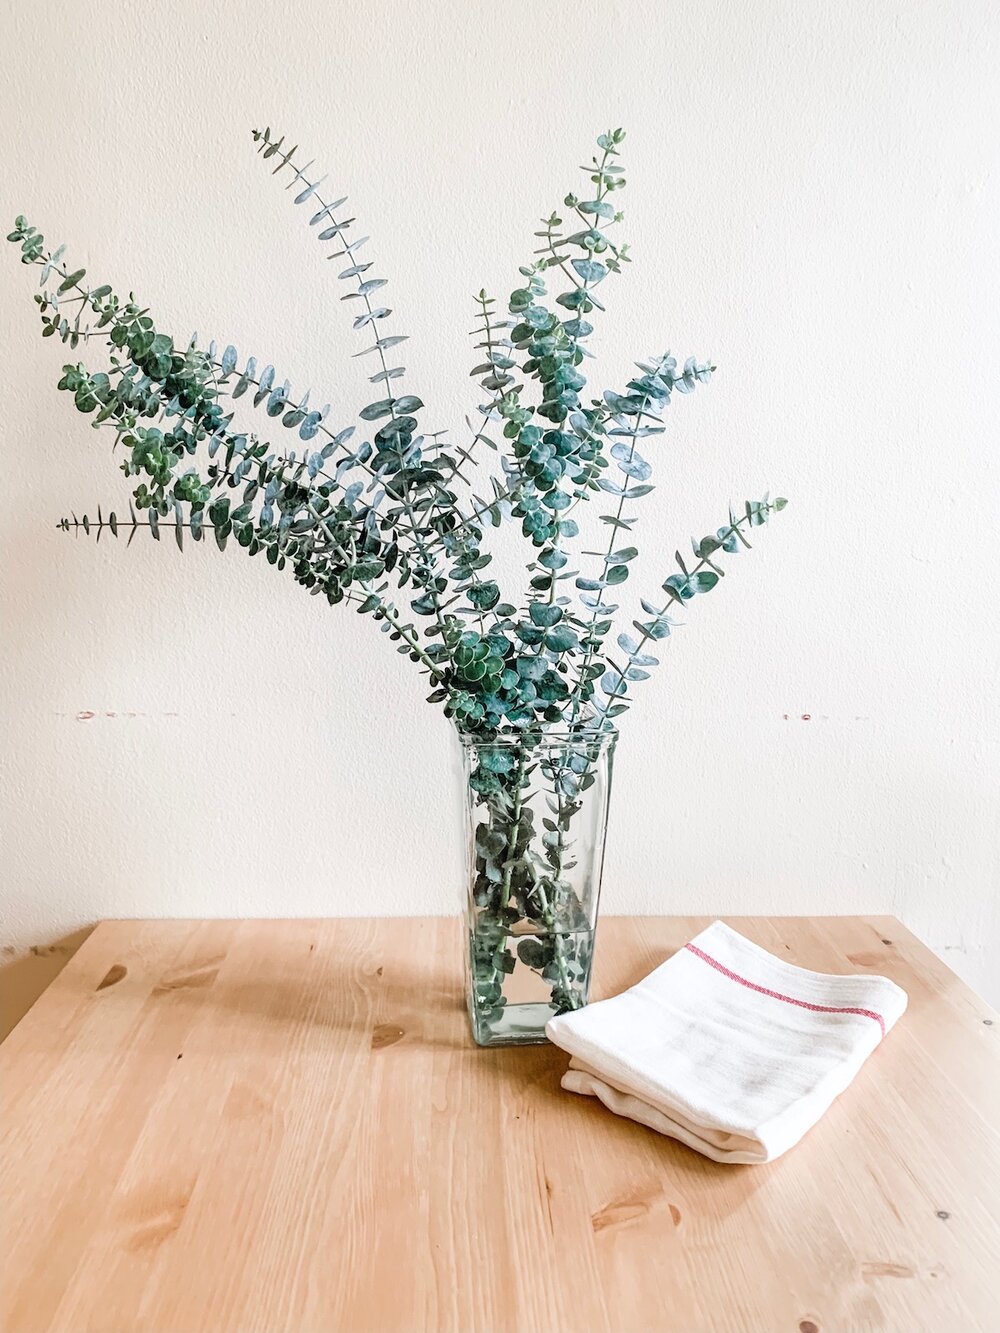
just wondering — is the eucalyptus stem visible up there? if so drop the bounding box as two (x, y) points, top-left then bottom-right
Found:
(499, 754), (527, 915)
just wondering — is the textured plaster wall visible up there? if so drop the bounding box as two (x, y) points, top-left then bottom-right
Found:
(1, 0), (997, 1007)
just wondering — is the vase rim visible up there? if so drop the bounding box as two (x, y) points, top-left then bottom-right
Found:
(454, 725), (618, 748)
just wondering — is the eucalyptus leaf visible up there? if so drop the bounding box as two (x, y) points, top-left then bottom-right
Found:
(529, 602), (563, 628)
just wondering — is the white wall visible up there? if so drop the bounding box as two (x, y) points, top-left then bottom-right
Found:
(1, 1), (997, 1003)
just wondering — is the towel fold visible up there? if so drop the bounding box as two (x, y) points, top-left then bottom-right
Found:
(545, 921), (907, 1164)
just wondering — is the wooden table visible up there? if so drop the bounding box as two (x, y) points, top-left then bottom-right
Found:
(1, 917), (997, 1332)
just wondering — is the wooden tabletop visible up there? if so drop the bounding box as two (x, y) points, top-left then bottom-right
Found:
(1, 916), (997, 1333)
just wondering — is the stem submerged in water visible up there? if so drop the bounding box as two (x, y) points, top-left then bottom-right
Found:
(499, 753), (526, 916)
(463, 730), (614, 1045)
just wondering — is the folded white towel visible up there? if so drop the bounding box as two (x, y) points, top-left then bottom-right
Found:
(545, 920), (907, 1164)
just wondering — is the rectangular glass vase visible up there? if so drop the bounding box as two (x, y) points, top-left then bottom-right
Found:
(457, 728), (617, 1046)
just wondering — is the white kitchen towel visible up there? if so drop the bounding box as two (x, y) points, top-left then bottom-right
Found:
(545, 921), (907, 1164)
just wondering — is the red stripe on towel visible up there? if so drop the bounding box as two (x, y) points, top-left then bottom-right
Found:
(683, 942), (886, 1038)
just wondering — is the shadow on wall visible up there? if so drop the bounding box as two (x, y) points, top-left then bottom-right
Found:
(0, 926), (95, 1041)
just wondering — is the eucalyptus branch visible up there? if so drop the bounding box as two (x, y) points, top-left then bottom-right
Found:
(57, 502), (447, 682)
(568, 354), (715, 716)
(592, 496), (787, 726)
(251, 128), (516, 654)
(31, 211), (465, 660)
(29, 250), (378, 515)
(21, 240), (461, 668)
(250, 130), (462, 651)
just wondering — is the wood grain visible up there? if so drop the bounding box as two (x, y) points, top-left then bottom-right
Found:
(1, 916), (997, 1333)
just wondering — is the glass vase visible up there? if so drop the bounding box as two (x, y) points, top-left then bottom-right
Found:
(457, 728), (617, 1047)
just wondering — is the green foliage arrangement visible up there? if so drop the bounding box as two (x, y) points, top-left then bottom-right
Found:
(8, 126), (786, 1040)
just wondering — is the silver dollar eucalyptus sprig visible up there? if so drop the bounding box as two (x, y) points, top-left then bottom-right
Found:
(8, 126), (786, 1027)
